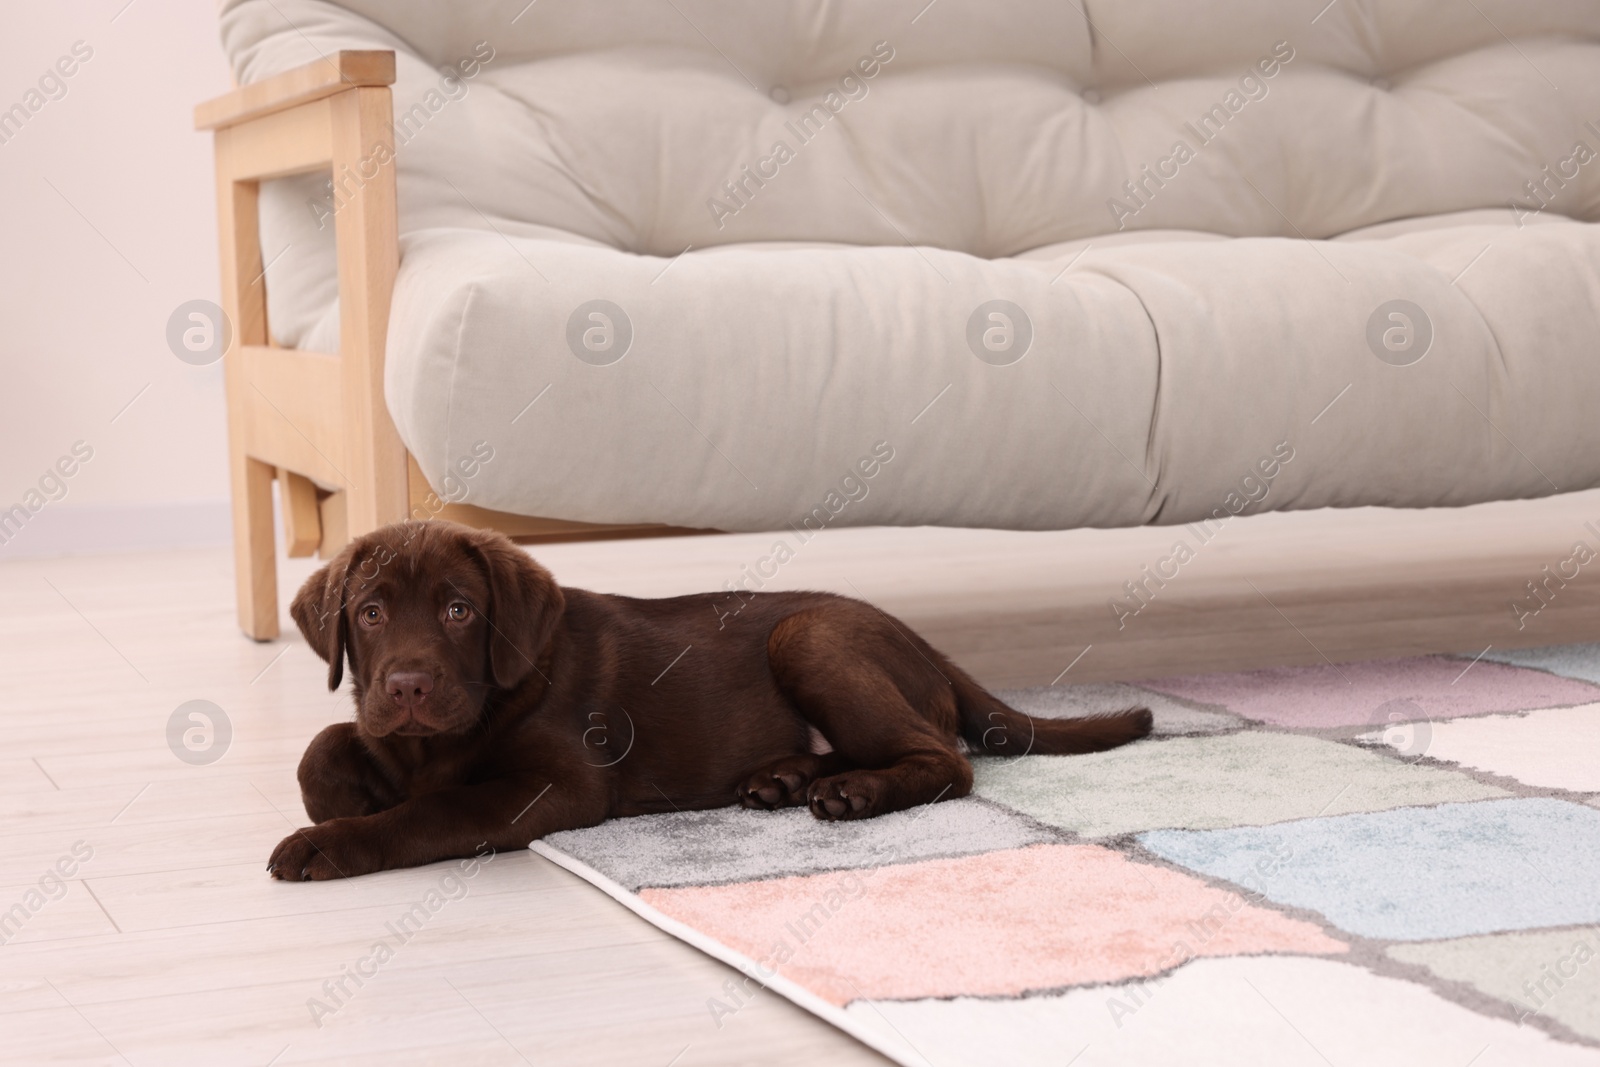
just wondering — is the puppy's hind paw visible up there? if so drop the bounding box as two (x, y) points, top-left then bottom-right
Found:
(807, 773), (879, 821)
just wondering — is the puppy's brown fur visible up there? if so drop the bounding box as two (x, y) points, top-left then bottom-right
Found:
(269, 521), (1150, 880)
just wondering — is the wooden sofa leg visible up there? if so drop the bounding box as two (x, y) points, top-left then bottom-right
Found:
(279, 468), (322, 557)
(318, 490), (349, 559)
(232, 454), (279, 641)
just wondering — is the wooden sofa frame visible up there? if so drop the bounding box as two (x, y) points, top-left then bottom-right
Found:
(197, 51), (702, 640)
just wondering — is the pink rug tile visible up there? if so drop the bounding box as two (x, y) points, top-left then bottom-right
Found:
(639, 843), (1345, 1005)
(1137, 656), (1599, 728)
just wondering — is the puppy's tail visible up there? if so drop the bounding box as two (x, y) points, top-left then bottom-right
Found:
(950, 668), (1152, 756)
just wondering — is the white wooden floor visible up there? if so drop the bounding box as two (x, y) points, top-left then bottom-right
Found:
(5, 492), (1600, 1065)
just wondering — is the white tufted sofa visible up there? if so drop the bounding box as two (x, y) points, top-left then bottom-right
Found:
(211, 0), (1600, 544)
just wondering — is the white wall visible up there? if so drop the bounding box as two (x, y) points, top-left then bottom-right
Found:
(0, 1), (236, 557)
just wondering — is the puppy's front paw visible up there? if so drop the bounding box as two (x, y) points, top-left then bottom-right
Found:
(267, 820), (377, 881)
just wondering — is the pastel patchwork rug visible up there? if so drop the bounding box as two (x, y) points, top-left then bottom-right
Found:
(532, 644), (1600, 1065)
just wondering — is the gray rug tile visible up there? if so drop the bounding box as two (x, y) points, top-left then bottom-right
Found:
(543, 797), (1054, 891)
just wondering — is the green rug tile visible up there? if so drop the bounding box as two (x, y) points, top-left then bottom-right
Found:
(973, 732), (1508, 839)
(1391, 928), (1600, 1041)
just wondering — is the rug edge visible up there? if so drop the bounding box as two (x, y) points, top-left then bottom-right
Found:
(529, 840), (922, 1066)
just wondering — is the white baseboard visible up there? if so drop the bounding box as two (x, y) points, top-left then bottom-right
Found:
(0, 499), (233, 559)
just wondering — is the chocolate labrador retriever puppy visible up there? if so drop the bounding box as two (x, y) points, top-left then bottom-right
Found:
(269, 520), (1150, 880)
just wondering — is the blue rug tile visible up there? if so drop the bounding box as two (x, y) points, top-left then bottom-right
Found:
(1138, 798), (1600, 941)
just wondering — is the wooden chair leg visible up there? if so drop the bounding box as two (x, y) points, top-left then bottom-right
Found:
(231, 454), (279, 640)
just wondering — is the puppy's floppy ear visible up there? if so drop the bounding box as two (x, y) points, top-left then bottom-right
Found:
(468, 530), (565, 690)
(289, 546), (356, 691)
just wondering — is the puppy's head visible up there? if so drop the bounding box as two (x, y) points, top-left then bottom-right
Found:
(290, 520), (564, 738)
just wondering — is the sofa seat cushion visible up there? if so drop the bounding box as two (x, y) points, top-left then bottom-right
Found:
(387, 211), (1600, 530)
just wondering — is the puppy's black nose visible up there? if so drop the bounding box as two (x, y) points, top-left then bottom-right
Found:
(386, 671), (434, 708)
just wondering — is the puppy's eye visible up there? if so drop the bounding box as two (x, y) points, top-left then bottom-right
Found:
(360, 605), (382, 626)
(447, 602), (472, 622)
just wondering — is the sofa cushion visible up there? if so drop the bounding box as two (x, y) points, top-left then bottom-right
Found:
(382, 211), (1600, 529)
(213, 0), (1600, 528)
